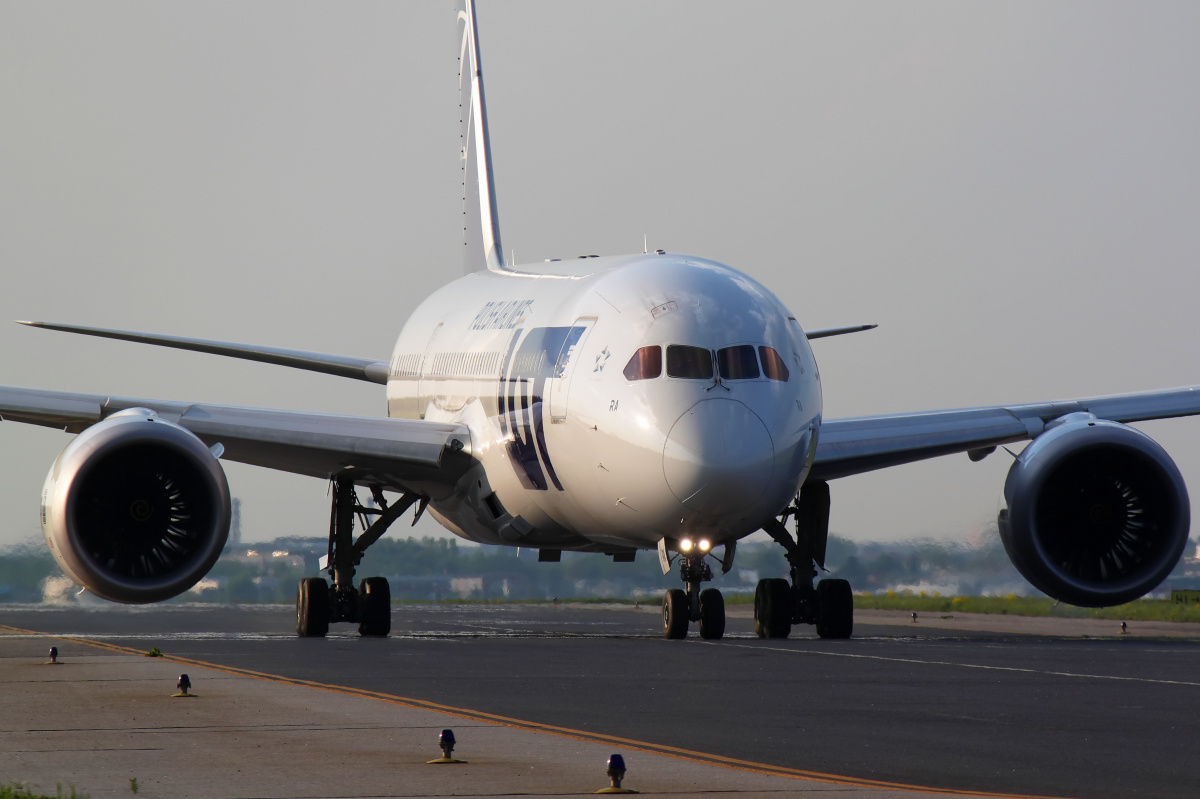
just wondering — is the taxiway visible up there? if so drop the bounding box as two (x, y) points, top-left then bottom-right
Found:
(2, 602), (1197, 799)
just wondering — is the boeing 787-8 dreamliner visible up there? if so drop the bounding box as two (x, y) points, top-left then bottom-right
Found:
(3, 0), (1199, 640)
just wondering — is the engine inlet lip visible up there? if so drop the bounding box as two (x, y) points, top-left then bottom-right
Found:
(1005, 419), (1190, 607)
(48, 415), (230, 603)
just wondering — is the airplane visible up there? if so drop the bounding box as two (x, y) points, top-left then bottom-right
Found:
(3, 0), (1199, 641)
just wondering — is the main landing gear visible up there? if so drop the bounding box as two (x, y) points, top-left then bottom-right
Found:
(295, 475), (425, 638)
(659, 537), (735, 640)
(755, 481), (853, 640)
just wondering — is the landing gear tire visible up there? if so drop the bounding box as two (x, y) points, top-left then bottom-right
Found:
(358, 577), (392, 637)
(698, 588), (725, 640)
(296, 577), (330, 638)
(662, 588), (689, 639)
(754, 578), (792, 639)
(815, 578), (853, 639)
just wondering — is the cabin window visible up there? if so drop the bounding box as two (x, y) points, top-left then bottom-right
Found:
(666, 345), (714, 379)
(717, 345), (760, 380)
(623, 346), (662, 380)
(759, 346), (790, 381)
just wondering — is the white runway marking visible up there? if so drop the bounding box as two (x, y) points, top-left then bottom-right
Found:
(1, 630), (663, 641)
(713, 640), (1200, 687)
(0, 632), (295, 642)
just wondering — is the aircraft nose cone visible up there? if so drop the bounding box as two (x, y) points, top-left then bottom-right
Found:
(662, 399), (775, 517)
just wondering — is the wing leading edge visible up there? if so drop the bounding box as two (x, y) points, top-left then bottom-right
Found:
(811, 385), (1200, 481)
(0, 385), (471, 493)
(18, 321), (390, 385)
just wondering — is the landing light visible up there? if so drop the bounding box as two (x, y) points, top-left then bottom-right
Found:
(697, 539), (711, 552)
(679, 539), (693, 552)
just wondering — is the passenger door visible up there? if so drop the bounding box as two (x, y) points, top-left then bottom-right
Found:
(547, 317), (595, 421)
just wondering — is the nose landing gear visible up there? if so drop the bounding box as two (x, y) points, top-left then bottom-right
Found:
(659, 538), (734, 640)
(754, 481), (853, 639)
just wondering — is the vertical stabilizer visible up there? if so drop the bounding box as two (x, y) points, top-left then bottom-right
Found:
(458, 0), (506, 273)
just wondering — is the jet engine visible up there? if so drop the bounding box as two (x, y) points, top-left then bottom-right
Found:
(41, 409), (230, 603)
(998, 413), (1190, 607)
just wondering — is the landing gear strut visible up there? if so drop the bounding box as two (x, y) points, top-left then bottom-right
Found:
(295, 475), (423, 638)
(659, 539), (735, 640)
(754, 481), (853, 640)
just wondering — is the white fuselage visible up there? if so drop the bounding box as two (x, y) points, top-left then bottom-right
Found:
(385, 253), (822, 553)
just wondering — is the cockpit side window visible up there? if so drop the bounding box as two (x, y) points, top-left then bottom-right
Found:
(623, 345), (662, 380)
(758, 346), (790, 381)
(717, 345), (760, 380)
(666, 345), (714, 379)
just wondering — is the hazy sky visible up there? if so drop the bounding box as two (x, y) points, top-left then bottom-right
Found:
(3, 2), (1200, 554)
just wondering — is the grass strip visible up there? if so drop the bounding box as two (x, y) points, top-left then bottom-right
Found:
(850, 592), (1200, 622)
(0, 785), (87, 799)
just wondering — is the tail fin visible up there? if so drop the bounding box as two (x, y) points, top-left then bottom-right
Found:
(458, 0), (506, 273)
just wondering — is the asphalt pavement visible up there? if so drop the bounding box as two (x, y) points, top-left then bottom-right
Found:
(2, 602), (1197, 799)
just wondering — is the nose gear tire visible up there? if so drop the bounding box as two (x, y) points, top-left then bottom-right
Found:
(699, 588), (725, 639)
(662, 588), (689, 639)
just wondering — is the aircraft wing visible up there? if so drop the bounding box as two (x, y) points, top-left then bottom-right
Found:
(0, 385), (471, 492)
(17, 321), (391, 385)
(811, 385), (1200, 481)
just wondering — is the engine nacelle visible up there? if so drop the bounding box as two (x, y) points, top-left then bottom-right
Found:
(999, 413), (1190, 607)
(41, 409), (230, 603)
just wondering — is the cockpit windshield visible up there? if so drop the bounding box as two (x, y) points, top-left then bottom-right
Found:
(758, 346), (789, 381)
(717, 345), (759, 380)
(624, 343), (790, 382)
(623, 346), (662, 380)
(666, 345), (714, 379)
